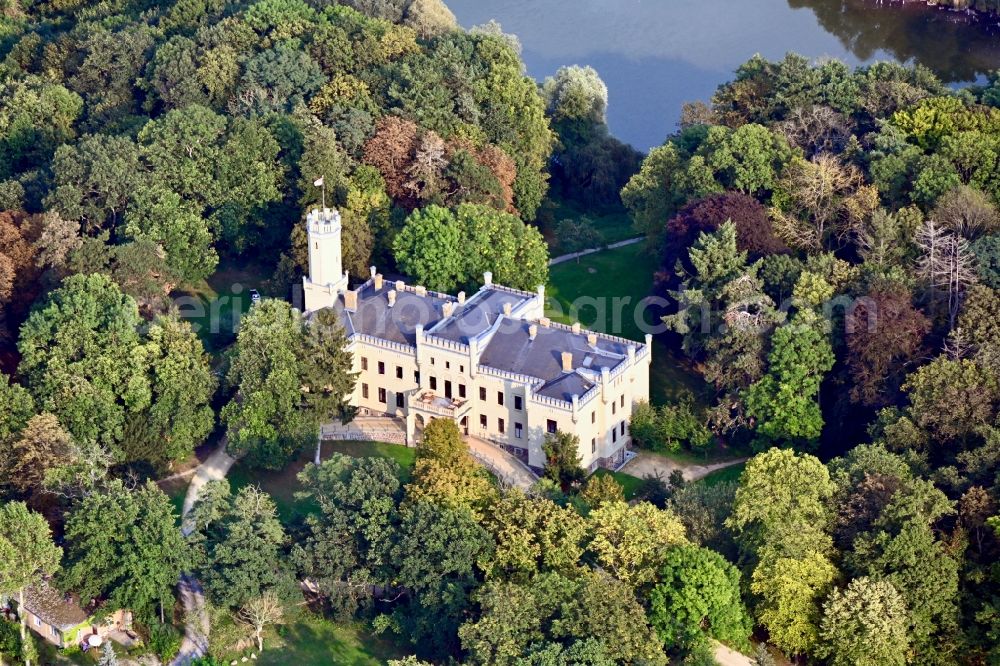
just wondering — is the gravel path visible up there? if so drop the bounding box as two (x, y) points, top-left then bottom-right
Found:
(170, 443), (236, 666)
(548, 236), (643, 265)
(466, 436), (539, 490)
(620, 451), (747, 483)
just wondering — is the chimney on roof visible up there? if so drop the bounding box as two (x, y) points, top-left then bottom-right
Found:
(374, 273), (383, 290)
(483, 271), (493, 286)
(369, 266), (376, 279)
(502, 302), (512, 316)
(539, 317), (551, 328)
(561, 351), (573, 373)
(587, 332), (598, 347)
(572, 322), (581, 335)
(387, 290), (397, 308)
(528, 324), (538, 341)
(443, 302), (455, 318)
(414, 285), (427, 297)
(344, 289), (358, 312)
(395, 280), (405, 291)
(457, 291), (466, 305)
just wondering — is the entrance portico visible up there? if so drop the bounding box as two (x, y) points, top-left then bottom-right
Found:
(403, 389), (472, 444)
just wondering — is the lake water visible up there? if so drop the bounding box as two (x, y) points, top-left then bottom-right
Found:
(447, 0), (1000, 150)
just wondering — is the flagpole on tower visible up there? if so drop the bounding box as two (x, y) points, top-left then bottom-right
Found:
(314, 175), (326, 210)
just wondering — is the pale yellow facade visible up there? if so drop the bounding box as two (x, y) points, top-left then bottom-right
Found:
(304, 208), (651, 473)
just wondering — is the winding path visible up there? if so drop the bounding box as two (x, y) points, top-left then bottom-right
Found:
(548, 236), (643, 266)
(170, 444), (236, 666)
(620, 451), (747, 483)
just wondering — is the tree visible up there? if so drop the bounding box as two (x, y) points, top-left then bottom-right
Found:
(902, 356), (999, 447)
(193, 485), (290, 609)
(771, 153), (878, 250)
(405, 418), (496, 518)
(932, 185), (1000, 240)
(0, 372), (34, 445)
(553, 218), (602, 260)
(0, 413), (73, 500)
(0, 501), (61, 666)
(139, 314), (216, 466)
(292, 455), (400, 613)
(459, 570), (667, 666)
(17, 274), (150, 450)
(541, 430), (584, 489)
(542, 66), (608, 126)
(236, 591), (284, 652)
(648, 544), (752, 650)
(586, 501), (687, 589)
(727, 448), (835, 558)
(845, 286), (929, 407)
(222, 300), (312, 469)
(389, 502), (493, 659)
(457, 204), (549, 291)
(301, 308), (356, 424)
(392, 205), (465, 292)
(98, 641), (119, 666)
(744, 309), (834, 450)
(61, 481), (188, 622)
(750, 551), (838, 657)
(916, 220), (978, 330)
(818, 577), (909, 666)
(580, 474), (624, 509)
(403, 0), (457, 39)
(480, 491), (587, 582)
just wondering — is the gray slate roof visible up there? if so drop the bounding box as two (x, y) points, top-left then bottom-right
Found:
(478, 320), (631, 400)
(22, 583), (89, 631)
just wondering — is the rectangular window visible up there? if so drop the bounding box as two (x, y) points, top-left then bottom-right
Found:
(446, 361), (451, 369)
(612, 401), (616, 415)
(430, 376), (437, 391)
(50, 626), (58, 638)
(591, 411), (596, 424)
(480, 414), (487, 428)
(479, 387), (487, 401)
(414, 371), (420, 383)
(396, 393), (404, 408)
(378, 361), (385, 375)
(362, 383), (369, 399)
(459, 384), (466, 399)
(34, 617), (40, 627)
(515, 422), (523, 439)
(498, 418), (505, 434)
(592, 438), (597, 453)
(612, 429), (618, 442)
(361, 357), (368, 371)
(460, 365), (465, 373)
(378, 387), (387, 404)
(445, 381), (453, 399)
(620, 395), (625, 408)
(430, 357), (435, 365)
(396, 366), (403, 379)
(546, 419), (557, 434)
(514, 395), (523, 411)
(497, 391), (504, 406)
(621, 421), (626, 436)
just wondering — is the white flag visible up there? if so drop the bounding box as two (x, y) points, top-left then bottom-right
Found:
(313, 176), (324, 187)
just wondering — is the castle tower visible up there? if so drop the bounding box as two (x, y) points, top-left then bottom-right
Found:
(302, 208), (349, 312)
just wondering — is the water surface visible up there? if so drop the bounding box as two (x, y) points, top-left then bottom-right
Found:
(448, 0), (1000, 149)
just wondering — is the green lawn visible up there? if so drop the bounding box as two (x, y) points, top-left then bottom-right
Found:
(228, 440), (416, 523)
(696, 463), (746, 487)
(543, 198), (637, 246)
(326, 440), (417, 483)
(591, 468), (644, 500)
(256, 617), (407, 666)
(546, 244), (712, 408)
(173, 259), (271, 355)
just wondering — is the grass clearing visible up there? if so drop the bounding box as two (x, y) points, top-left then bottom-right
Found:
(542, 199), (636, 246)
(591, 468), (644, 500)
(173, 259), (272, 355)
(228, 440), (415, 523)
(258, 616), (408, 666)
(546, 244), (712, 409)
(697, 463), (746, 486)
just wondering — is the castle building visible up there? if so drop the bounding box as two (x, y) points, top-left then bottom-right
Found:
(303, 208), (651, 473)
